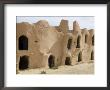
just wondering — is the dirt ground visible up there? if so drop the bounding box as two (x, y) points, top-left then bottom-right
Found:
(18, 62), (94, 74)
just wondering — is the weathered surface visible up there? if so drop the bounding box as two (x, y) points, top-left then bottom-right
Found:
(16, 20), (94, 72)
(18, 63), (94, 74)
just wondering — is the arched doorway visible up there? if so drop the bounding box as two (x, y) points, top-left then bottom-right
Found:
(67, 38), (72, 49)
(65, 57), (71, 65)
(76, 35), (81, 48)
(78, 52), (82, 62)
(19, 35), (28, 50)
(85, 34), (88, 43)
(48, 55), (55, 68)
(19, 56), (29, 70)
(91, 51), (94, 60)
(92, 35), (94, 45)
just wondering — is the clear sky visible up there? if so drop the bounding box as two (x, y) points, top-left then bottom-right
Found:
(16, 16), (94, 30)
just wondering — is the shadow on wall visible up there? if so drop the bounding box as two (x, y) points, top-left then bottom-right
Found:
(19, 56), (29, 70)
(76, 35), (81, 48)
(48, 55), (55, 68)
(19, 35), (28, 50)
(78, 52), (82, 62)
(65, 57), (71, 65)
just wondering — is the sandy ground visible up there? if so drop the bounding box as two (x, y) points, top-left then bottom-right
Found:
(18, 62), (94, 74)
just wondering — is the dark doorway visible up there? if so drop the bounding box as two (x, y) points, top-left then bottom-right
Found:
(65, 57), (71, 65)
(91, 51), (94, 60)
(85, 34), (88, 43)
(92, 35), (94, 45)
(67, 38), (72, 49)
(19, 35), (28, 50)
(19, 56), (29, 70)
(76, 35), (81, 48)
(48, 55), (55, 68)
(78, 52), (82, 62)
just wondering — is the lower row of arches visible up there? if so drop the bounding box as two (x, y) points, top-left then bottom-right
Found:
(18, 55), (56, 70)
(18, 51), (94, 70)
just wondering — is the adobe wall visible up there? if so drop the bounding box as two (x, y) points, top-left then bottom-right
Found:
(16, 19), (94, 71)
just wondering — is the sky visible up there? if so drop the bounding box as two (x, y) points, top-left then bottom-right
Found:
(16, 16), (94, 30)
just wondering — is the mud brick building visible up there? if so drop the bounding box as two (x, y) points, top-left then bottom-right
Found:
(16, 20), (94, 71)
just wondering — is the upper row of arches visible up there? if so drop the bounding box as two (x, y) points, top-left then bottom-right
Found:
(18, 34), (94, 51)
(67, 34), (94, 50)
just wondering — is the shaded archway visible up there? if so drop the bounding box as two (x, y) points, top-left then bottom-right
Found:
(19, 35), (28, 50)
(78, 52), (82, 62)
(67, 38), (72, 49)
(19, 56), (29, 70)
(65, 57), (71, 65)
(91, 51), (94, 60)
(92, 35), (94, 45)
(48, 55), (55, 68)
(76, 35), (81, 48)
(85, 34), (88, 43)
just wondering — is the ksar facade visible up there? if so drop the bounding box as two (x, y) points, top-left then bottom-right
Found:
(16, 20), (94, 71)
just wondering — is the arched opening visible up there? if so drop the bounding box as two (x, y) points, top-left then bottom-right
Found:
(78, 52), (82, 62)
(91, 51), (94, 60)
(48, 55), (55, 68)
(19, 35), (28, 50)
(65, 57), (71, 65)
(85, 34), (88, 43)
(19, 56), (29, 70)
(67, 38), (72, 49)
(76, 35), (81, 48)
(92, 35), (94, 45)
